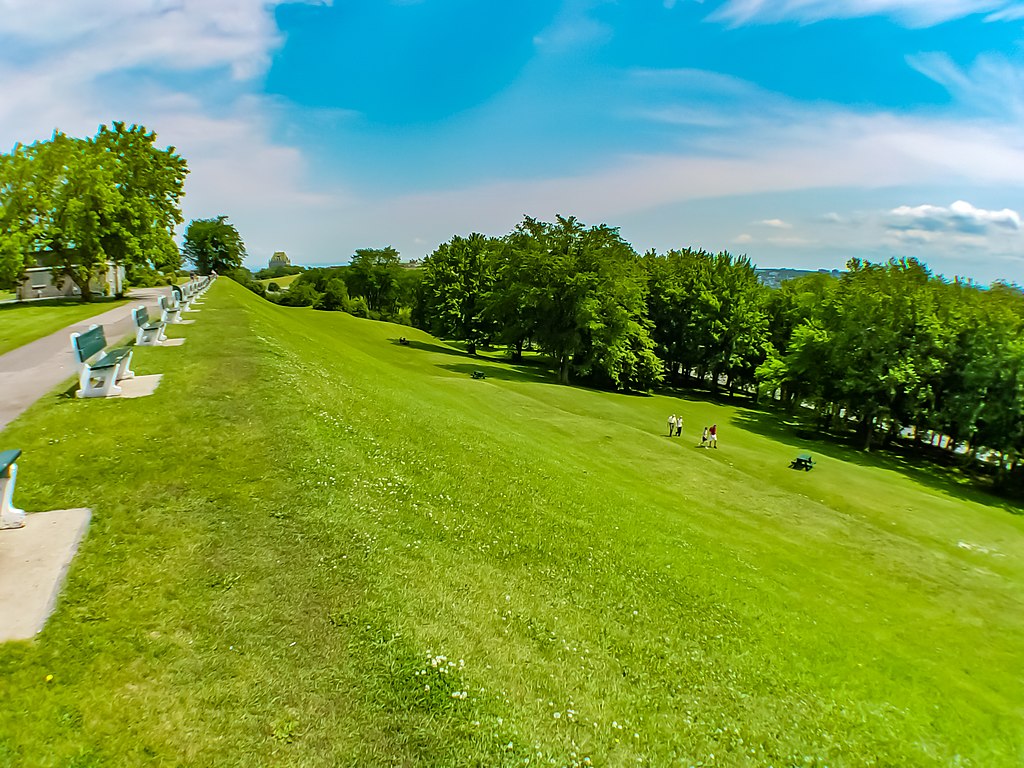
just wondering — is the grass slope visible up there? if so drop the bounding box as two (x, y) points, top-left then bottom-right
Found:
(0, 298), (130, 357)
(258, 273), (299, 289)
(0, 280), (1021, 767)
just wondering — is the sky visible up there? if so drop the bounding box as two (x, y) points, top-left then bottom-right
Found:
(2, 1), (1024, 285)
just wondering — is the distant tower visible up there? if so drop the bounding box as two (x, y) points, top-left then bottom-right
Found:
(269, 251), (290, 269)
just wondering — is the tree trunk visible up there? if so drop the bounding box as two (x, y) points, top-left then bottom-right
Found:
(558, 355), (571, 385)
(511, 340), (523, 363)
(466, 341), (477, 356)
(66, 268), (93, 303)
(861, 414), (875, 451)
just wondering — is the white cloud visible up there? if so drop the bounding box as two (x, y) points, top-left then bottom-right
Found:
(711, 0), (1011, 27)
(735, 233), (755, 243)
(887, 200), (1022, 233)
(0, 0), (329, 81)
(759, 218), (792, 228)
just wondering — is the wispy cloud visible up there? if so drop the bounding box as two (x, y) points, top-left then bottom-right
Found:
(711, 0), (1012, 27)
(759, 218), (792, 228)
(908, 52), (1024, 120)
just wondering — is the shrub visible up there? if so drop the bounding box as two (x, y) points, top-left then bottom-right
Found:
(314, 278), (350, 312)
(349, 295), (370, 318)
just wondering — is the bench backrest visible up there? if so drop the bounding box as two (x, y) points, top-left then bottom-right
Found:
(0, 448), (21, 478)
(72, 325), (107, 363)
(172, 285), (183, 302)
(133, 306), (150, 328)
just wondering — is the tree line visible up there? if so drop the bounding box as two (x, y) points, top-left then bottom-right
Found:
(265, 214), (1022, 491)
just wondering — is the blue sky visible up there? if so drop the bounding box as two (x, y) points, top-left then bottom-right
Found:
(2, 1), (1024, 284)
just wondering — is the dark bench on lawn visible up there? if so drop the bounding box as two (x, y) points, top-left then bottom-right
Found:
(70, 325), (134, 398)
(470, 370), (486, 380)
(0, 449), (26, 529)
(133, 305), (167, 346)
(790, 452), (814, 471)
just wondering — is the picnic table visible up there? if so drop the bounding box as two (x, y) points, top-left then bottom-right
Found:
(790, 453), (814, 471)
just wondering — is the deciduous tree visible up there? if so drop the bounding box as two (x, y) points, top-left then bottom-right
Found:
(182, 216), (246, 275)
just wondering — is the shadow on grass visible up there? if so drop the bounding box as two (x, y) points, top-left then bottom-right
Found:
(731, 407), (1023, 516)
(388, 337), (469, 359)
(436, 361), (558, 385)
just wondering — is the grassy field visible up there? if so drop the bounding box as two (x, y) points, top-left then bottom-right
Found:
(259, 273), (299, 289)
(0, 279), (1021, 767)
(0, 298), (130, 357)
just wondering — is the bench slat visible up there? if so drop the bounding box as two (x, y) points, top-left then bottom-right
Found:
(92, 348), (131, 370)
(0, 449), (21, 477)
(73, 326), (106, 362)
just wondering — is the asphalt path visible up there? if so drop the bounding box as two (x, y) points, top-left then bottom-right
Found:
(0, 287), (171, 432)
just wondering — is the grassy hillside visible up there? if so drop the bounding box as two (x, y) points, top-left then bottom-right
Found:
(1, 279), (1021, 767)
(258, 273), (299, 289)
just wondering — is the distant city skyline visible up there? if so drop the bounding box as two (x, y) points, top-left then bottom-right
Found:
(2, 1), (1024, 285)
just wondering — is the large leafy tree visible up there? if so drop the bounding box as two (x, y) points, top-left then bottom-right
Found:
(182, 216), (247, 275)
(647, 248), (769, 394)
(494, 215), (662, 390)
(421, 233), (496, 354)
(94, 123), (188, 281)
(0, 123), (187, 300)
(347, 246), (402, 314)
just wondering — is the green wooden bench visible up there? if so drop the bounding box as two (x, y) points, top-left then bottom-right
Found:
(0, 449), (26, 529)
(470, 370), (486, 380)
(790, 452), (814, 471)
(133, 305), (167, 346)
(70, 325), (134, 398)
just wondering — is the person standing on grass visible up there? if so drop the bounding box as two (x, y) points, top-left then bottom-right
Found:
(709, 424), (718, 448)
(675, 414), (683, 437)
(668, 414), (677, 437)
(701, 426), (709, 447)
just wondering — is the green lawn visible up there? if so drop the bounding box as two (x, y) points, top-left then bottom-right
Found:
(1, 279), (1021, 767)
(0, 298), (130, 357)
(258, 273), (299, 289)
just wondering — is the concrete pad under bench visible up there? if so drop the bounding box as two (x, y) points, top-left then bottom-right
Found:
(161, 338), (186, 347)
(0, 508), (91, 642)
(117, 374), (162, 398)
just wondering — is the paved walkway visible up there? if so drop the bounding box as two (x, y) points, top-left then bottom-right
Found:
(0, 287), (171, 432)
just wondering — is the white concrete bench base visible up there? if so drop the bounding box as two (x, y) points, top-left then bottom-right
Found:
(77, 357), (135, 398)
(0, 463), (26, 530)
(0, 508), (91, 641)
(117, 374), (162, 398)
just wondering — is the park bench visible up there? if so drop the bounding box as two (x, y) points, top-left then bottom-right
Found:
(159, 294), (182, 324)
(70, 324), (134, 398)
(470, 370), (486, 380)
(0, 449), (26, 530)
(133, 305), (166, 346)
(790, 453), (814, 471)
(172, 285), (192, 312)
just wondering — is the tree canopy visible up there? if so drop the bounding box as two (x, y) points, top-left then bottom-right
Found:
(0, 122), (187, 300)
(182, 216), (247, 275)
